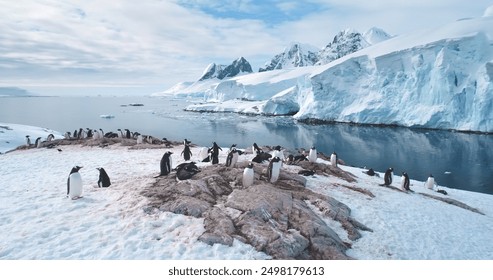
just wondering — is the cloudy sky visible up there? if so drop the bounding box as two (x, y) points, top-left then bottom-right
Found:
(1, 0), (492, 96)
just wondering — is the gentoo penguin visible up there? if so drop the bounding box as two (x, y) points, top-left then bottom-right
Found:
(181, 144), (193, 161)
(92, 129), (100, 140)
(272, 145), (285, 162)
(117, 129), (123, 138)
(46, 134), (55, 141)
(308, 146), (317, 163)
(286, 154), (295, 165)
(242, 163), (255, 187)
(228, 144), (237, 153)
(252, 143), (262, 155)
(25, 135), (31, 146)
(401, 172), (410, 191)
(294, 151), (308, 162)
(298, 169), (316, 176)
(210, 142), (222, 164)
(175, 162), (200, 180)
(424, 174), (437, 190)
(136, 134), (143, 144)
(97, 167), (111, 188)
(73, 129), (78, 139)
(226, 147), (240, 167)
(330, 152), (338, 167)
(383, 167), (394, 186)
(64, 132), (71, 139)
(124, 129), (131, 139)
(251, 150), (272, 163)
(267, 156), (282, 183)
(67, 166), (83, 199)
(199, 147), (210, 162)
(78, 128), (85, 139)
(160, 151), (173, 176)
(86, 129), (93, 138)
(35, 137), (42, 148)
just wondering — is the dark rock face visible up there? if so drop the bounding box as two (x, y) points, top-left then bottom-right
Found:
(199, 57), (253, 81)
(141, 162), (371, 259)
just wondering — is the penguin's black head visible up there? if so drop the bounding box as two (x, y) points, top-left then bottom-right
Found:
(275, 145), (281, 151)
(70, 166), (83, 173)
(26, 135), (30, 138)
(272, 156), (281, 162)
(429, 174), (434, 177)
(389, 167), (394, 171)
(311, 146), (315, 149)
(402, 172), (407, 176)
(247, 163), (254, 168)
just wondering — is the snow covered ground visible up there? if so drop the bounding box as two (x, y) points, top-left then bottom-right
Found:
(1, 122), (493, 262)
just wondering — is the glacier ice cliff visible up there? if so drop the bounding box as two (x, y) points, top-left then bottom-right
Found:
(180, 16), (493, 133)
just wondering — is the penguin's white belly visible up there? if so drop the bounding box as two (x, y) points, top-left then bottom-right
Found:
(199, 147), (209, 161)
(308, 150), (317, 163)
(231, 153), (239, 166)
(425, 178), (435, 189)
(269, 162), (281, 183)
(400, 176), (406, 190)
(68, 173), (83, 199)
(243, 168), (254, 187)
(330, 155), (337, 166)
(136, 135), (143, 144)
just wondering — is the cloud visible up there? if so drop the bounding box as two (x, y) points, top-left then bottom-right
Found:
(1, 0), (492, 95)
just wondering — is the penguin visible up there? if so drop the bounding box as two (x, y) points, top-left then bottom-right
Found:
(175, 162), (200, 180)
(184, 139), (192, 146)
(252, 143), (262, 155)
(424, 174), (437, 190)
(117, 129), (124, 138)
(92, 129), (100, 140)
(242, 163), (255, 187)
(25, 135), (31, 146)
(267, 156), (282, 183)
(46, 134), (55, 141)
(226, 147), (239, 167)
(125, 129), (131, 139)
(286, 154), (295, 165)
(73, 129), (78, 139)
(67, 166), (83, 199)
(252, 151), (272, 163)
(181, 144), (193, 161)
(383, 167), (394, 186)
(99, 129), (104, 138)
(272, 145), (285, 162)
(78, 128), (85, 139)
(308, 146), (317, 163)
(97, 167), (111, 188)
(330, 151), (338, 167)
(294, 151), (308, 162)
(35, 137), (42, 148)
(86, 129), (93, 138)
(160, 151), (173, 176)
(210, 142), (222, 164)
(365, 168), (376, 176)
(136, 134), (143, 144)
(298, 169), (316, 176)
(199, 147), (210, 162)
(64, 132), (71, 139)
(401, 172), (410, 191)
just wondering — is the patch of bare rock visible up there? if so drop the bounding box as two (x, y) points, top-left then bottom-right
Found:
(141, 161), (372, 260)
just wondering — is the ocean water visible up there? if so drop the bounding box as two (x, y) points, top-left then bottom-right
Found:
(1, 95), (492, 195)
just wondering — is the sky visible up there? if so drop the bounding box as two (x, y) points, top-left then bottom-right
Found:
(1, 0), (492, 96)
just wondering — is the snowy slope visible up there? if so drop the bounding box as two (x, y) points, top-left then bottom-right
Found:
(184, 13), (493, 133)
(1, 123), (492, 260)
(259, 42), (320, 72)
(0, 123), (64, 154)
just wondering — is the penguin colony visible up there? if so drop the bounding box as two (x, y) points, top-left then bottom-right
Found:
(28, 126), (445, 199)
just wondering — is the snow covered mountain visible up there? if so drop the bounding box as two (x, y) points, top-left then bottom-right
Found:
(315, 28), (371, 66)
(183, 11), (493, 133)
(259, 42), (320, 72)
(198, 57), (253, 81)
(259, 28), (391, 71)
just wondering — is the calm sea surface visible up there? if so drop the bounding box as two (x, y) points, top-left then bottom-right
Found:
(1, 96), (492, 195)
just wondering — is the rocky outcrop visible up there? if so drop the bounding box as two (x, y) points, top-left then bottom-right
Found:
(141, 161), (372, 259)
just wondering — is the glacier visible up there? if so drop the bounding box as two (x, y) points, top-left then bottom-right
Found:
(162, 14), (493, 133)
